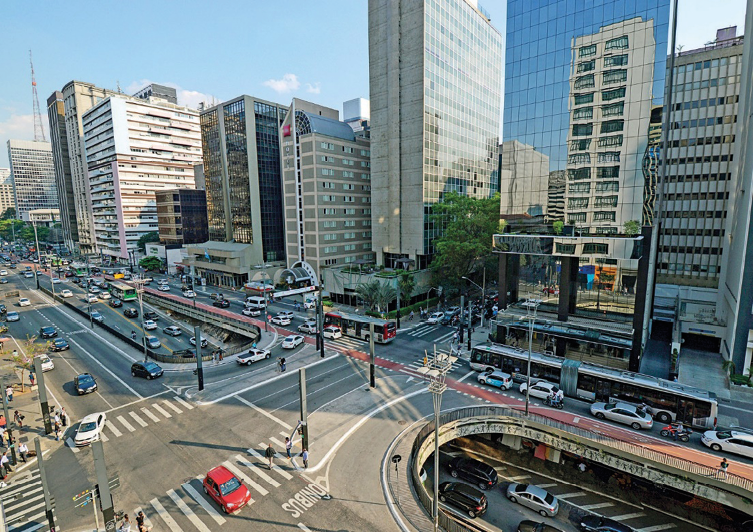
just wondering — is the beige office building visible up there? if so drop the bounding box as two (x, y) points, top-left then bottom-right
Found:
(0, 169), (14, 218)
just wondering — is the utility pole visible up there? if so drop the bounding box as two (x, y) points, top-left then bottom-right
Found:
(33, 356), (53, 434)
(194, 326), (204, 391)
(299, 368), (309, 450)
(459, 294), (465, 345)
(91, 440), (115, 529)
(369, 323), (375, 388)
(2, 392), (16, 465)
(34, 437), (56, 531)
(318, 296), (325, 358)
(33, 220), (41, 290)
(467, 296), (472, 352)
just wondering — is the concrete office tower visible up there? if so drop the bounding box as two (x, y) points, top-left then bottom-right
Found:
(47, 81), (120, 254)
(369, 0), (502, 270)
(0, 169), (14, 218)
(280, 99), (374, 276)
(132, 83), (178, 105)
(717, 10), (753, 372)
(653, 28), (744, 351)
(499, 141), (550, 220)
(6, 140), (58, 221)
(565, 18), (656, 233)
(82, 94), (202, 261)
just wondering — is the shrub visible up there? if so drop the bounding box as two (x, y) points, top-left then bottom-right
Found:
(730, 374), (751, 386)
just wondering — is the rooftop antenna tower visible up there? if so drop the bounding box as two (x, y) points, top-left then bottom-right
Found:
(30, 50), (46, 142)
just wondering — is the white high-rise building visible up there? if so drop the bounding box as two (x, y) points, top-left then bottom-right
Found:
(81, 95), (202, 261)
(0, 169), (14, 218)
(6, 140), (58, 221)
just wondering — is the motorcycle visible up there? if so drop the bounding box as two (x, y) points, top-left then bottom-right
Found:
(544, 395), (564, 410)
(660, 422), (692, 442)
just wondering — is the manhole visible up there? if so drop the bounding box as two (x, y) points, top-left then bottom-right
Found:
(398, 420), (407, 425)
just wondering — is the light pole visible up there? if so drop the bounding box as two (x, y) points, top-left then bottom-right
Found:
(462, 271), (486, 327)
(32, 220), (42, 289)
(425, 287), (437, 314)
(255, 263), (272, 333)
(523, 299), (539, 416)
(133, 277), (148, 362)
(417, 347), (457, 532)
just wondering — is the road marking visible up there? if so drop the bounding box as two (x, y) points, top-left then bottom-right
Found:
(173, 396), (194, 410)
(129, 411), (148, 427)
(182, 482), (227, 525)
(133, 507), (154, 529)
(105, 422), (122, 438)
(581, 502), (614, 510)
(556, 491), (588, 499)
(100, 432), (110, 442)
(152, 403), (172, 419)
(117, 415), (136, 432)
(65, 335), (143, 398)
(507, 475), (530, 481)
(240, 453), (280, 487)
(150, 497), (183, 532)
(536, 483), (557, 488)
(573, 417), (580, 423)
(104, 390), (172, 414)
(163, 400), (182, 414)
(65, 437), (80, 453)
(298, 525), (313, 532)
(612, 512), (646, 520)
(253, 445), (293, 479)
(141, 407), (161, 423)
(636, 525), (677, 532)
(223, 458), (266, 496)
(168, 488), (211, 532)
(236, 397), (292, 430)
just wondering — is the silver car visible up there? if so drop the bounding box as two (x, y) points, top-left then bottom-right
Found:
(506, 483), (559, 517)
(590, 402), (653, 430)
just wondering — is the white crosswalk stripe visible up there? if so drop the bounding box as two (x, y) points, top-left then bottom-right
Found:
(174, 396), (194, 410)
(150, 497), (182, 532)
(223, 458), (266, 496)
(1, 470), (50, 532)
(240, 454), (280, 487)
(250, 446), (293, 480)
(182, 482), (226, 525)
(141, 407), (161, 423)
(163, 400), (183, 414)
(117, 415), (136, 433)
(65, 437), (80, 453)
(168, 488), (211, 532)
(129, 411), (149, 427)
(152, 403), (173, 419)
(105, 421), (122, 438)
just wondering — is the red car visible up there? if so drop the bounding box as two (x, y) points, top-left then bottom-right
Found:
(203, 466), (252, 513)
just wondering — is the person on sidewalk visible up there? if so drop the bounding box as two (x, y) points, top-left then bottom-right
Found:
(136, 511), (152, 532)
(13, 410), (22, 428)
(18, 442), (27, 463)
(118, 513), (132, 532)
(285, 437), (292, 459)
(60, 407), (68, 427)
(54, 421), (61, 442)
(28, 372), (35, 387)
(264, 443), (275, 470)
(5, 386), (12, 403)
(301, 448), (309, 469)
(719, 458), (729, 480)
(0, 451), (11, 476)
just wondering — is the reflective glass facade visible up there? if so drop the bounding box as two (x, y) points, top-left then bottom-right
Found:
(254, 101), (286, 262)
(224, 100), (253, 244)
(200, 109), (225, 241)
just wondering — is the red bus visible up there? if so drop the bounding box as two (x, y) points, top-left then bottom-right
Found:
(324, 311), (397, 343)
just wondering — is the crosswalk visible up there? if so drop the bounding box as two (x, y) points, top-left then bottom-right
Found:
(406, 324), (456, 344)
(0, 468), (51, 532)
(66, 396), (194, 452)
(404, 349), (465, 375)
(133, 429), (318, 532)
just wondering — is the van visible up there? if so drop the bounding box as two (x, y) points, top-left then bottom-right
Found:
(245, 296), (267, 310)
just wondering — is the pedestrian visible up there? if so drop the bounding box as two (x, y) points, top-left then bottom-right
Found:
(302, 448), (309, 469)
(18, 442), (27, 463)
(409, 310), (414, 321)
(264, 443), (275, 470)
(285, 437), (292, 459)
(0, 452), (11, 476)
(136, 511), (152, 532)
(719, 458), (729, 480)
(280, 357), (286, 372)
(54, 421), (61, 441)
(118, 513), (132, 532)
(219, 350), (224, 362)
(213, 351), (218, 365)
(61, 407), (68, 427)
(13, 410), (22, 428)
(53, 411), (60, 427)
(5, 386), (12, 403)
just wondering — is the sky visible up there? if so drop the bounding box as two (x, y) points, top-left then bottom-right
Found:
(0, 0), (747, 168)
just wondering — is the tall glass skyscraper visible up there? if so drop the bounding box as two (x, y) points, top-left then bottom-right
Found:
(369, 0), (503, 269)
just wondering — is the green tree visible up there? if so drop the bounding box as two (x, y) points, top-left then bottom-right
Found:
(373, 282), (396, 313)
(0, 208), (16, 220)
(398, 272), (415, 305)
(13, 335), (50, 392)
(552, 221), (564, 235)
(139, 255), (164, 271)
(623, 220), (641, 236)
(355, 280), (380, 311)
(137, 231), (160, 252)
(0, 220), (23, 241)
(429, 192), (505, 282)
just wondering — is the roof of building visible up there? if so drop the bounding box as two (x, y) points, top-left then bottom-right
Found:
(190, 241), (252, 252)
(296, 111), (355, 142)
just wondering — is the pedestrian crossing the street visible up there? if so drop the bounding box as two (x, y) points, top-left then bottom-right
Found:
(65, 396), (194, 453)
(134, 430), (321, 532)
(0, 468), (51, 532)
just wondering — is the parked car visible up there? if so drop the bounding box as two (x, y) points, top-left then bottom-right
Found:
(38, 354), (55, 372)
(446, 456), (498, 491)
(213, 299), (231, 308)
(322, 326), (342, 339)
(163, 326), (182, 336)
(519, 380), (564, 401)
(60, 289), (73, 298)
(109, 298), (122, 308)
(282, 335), (305, 349)
(50, 338), (69, 352)
(590, 402), (653, 430)
(91, 311), (104, 323)
(203, 465), (252, 514)
(74, 412), (106, 446)
(701, 430), (753, 459)
(477, 369), (512, 390)
(40, 326), (57, 339)
(236, 349), (271, 365)
(190, 336), (208, 347)
(74, 373), (98, 395)
(131, 361), (164, 380)
(124, 307), (139, 318)
(143, 320), (157, 330)
(438, 482), (487, 519)
(506, 484), (559, 517)
(518, 521), (565, 532)
(145, 336), (161, 349)
(579, 515), (634, 532)
(173, 348), (197, 358)
(426, 312), (445, 324)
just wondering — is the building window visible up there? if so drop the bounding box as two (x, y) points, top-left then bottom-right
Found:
(579, 44), (597, 58)
(321, 168), (334, 176)
(323, 246), (337, 253)
(323, 220), (337, 228)
(597, 152), (620, 163)
(343, 146), (354, 153)
(574, 93), (594, 105)
(343, 183), (355, 190)
(577, 60), (595, 73)
(324, 258), (337, 265)
(360, 149), (370, 156)
(322, 182), (335, 189)
(323, 234), (337, 241)
(362, 208), (371, 214)
(604, 54), (628, 67)
(597, 166), (620, 179)
(568, 197), (589, 208)
(593, 211), (616, 221)
(598, 135), (623, 147)
(556, 243), (577, 254)
(568, 182), (591, 193)
(344, 220), (355, 227)
(321, 195), (336, 202)
(361, 197), (371, 203)
(361, 161), (370, 168)
(567, 168), (591, 181)
(570, 139), (591, 151)
(596, 227), (618, 234)
(596, 181), (619, 192)
(344, 232), (356, 239)
(583, 243), (609, 253)
(343, 171), (354, 178)
(605, 36), (629, 51)
(344, 208), (355, 214)
(594, 196), (618, 207)
(342, 158), (354, 165)
(568, 213), (587, 223)
(572, 124), (593, 137)
(601, 102), (624, 117)
(603, 70), (628, 85)
(602, 87), (626, 101)
(362, 231), (372, 238)
(600, 120), (624, 133)
(343, 244), (356, 251)
(344, 196), (354, 202)
(321, 142), (334, 150)
(321, 155), (334, 163)
(323, 208), (336, 215)
(574, 75), (595, 89)
(568, 153), (591, 165)
(361, 173), (370, 179)
(573, 107), (593, 120)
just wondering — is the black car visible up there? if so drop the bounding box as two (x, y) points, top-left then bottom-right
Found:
(213, 299), (230, 308)
(40, 326), (57, 339)
(579, 516), (634, 532)
(109, 298), (122, 308)
(143, 311), (158, 321)
(74, 373), (97, 395)
(72, 277), (81, 284)
(518, 521), (564, 532)
(131, 361), (164, 380)
(50, 338), (69, 351)
(124, 307), (138, 318)
(173, 348), (196, 358)
(0, 303), (6, 314)
(447, 456), (498, 490)
(438, 482), (487, 518)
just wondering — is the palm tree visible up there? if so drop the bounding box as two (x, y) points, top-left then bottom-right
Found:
(373, 283), (396, 314)
(722, 359), (736, 376)
(355, 280), (380, 311)
(398, 272), (415, 305)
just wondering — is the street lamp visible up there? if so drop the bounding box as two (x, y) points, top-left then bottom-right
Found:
(461, 269), (486, 327)
(255, 263), (273, 333)
(416, 347), (457, 532)
(132, 277), (148, 362)
(32, 219), (42, 290)
(425, 287), (438, 313)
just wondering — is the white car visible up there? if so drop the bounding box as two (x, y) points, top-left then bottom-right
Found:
(86, 294), (99, 303)
(269, 315), (291, 326)
(38, 354), (55, 372)
(236, 349), (271, 365)
(298, 323), (317, 334)
(426, 312), (445, 324)
(477, 369), (512, 390)
(277, 311), (295, 320)
(189, 336), (208, 347)
(242, 307), (261, 317)
(143, 320), (157, 330)
(75, 412), (107, 447)
(183, 290), (196, 298)
(51, 278), (61, 284)
(0, 270), (7, 276)
(282, 335), (305, 349)
(89, 286), (101, 294)
(702, 430), (753, 459)
(60, 289), (73, 298)
(322, 326), (342, 339)
(18, 298), (31, 307)
(24, 272), (34, 278)
(519, 380), (564, 401)
(99, 292), (111, 300)
(158, 284), (170, 292)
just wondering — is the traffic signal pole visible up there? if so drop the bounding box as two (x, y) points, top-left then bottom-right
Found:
(299, 368), (309, 450)
(34, 437), (56, 531)
(91, 440), (115, 528)
(194, 326), (204, 391)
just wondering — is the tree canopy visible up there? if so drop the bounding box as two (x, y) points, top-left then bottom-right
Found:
(139, 256), (164, 271)
(137, 231), (160, 252)
(429, 192), (504, 283)
(0, 208), (16, 220)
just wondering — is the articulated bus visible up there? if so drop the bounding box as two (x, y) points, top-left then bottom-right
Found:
(324, 311), (397, 344)
(109, 281), (138, 302)
(470, 343), (718, 430)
